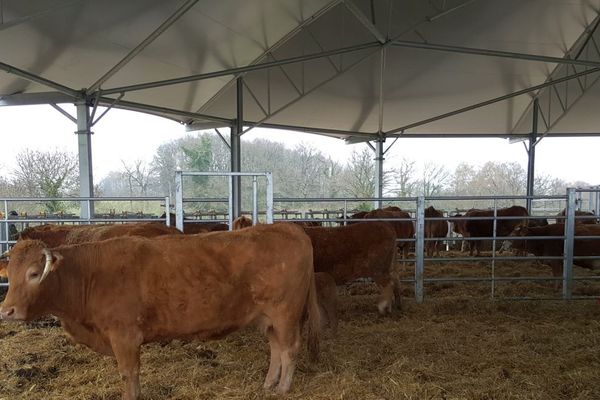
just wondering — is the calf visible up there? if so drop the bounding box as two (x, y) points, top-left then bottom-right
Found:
(303, 222), (400, 314)
(0, 224), (320, 398)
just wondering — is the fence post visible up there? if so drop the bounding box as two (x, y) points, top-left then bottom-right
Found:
(266, 172), (274, 224)
(415, 196), (425, 304)
(252, 176), (258, 225)
(562, 188), (576, 300)
(175, 171), (184, 232)
(164, 196), (171, 226)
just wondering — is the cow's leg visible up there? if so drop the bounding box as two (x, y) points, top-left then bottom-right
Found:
(109, 332), (142, 400)
(391, 273), (402, 311)
(375, 278), (394, 315)
(264, 328), (282, 390)
(276, 323), (301, 395)
(323, 297), (338, 335)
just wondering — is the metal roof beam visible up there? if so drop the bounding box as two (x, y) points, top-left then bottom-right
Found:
(99, 42), (381, 95)
(86, 0), (200, 94)
(511, 14), (600, 137)
(97, 97), (232, 125)
(0, 91), (76, 106)
(0, 62), (79, 97)
(385, 66), (600, 135)
(388, 132), (600, 139)
(392, 40), (600, 69)
(343, 0), (386, 43)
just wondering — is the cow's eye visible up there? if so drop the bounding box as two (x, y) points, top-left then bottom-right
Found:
(27, 271), (40, 281)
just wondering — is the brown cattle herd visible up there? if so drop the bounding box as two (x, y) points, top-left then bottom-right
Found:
(0, 204), (598, 399)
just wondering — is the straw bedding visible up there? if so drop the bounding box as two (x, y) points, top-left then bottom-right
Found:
(0, 254), (599, 399)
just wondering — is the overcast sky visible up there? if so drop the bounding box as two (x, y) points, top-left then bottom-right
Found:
(0, 104), (598, 186)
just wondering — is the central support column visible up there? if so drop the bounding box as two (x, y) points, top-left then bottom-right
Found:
(374, 137), (384, 209)
(230, 77), (243, 219)
(76, 100), (94, 220)
(526, 99), (539, 213)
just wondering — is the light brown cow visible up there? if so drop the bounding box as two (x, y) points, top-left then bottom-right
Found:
(20, 223), (182, 247)
(232, 215), (253, 230)
(303, 222), (400, 314)
(424, 206), (448, 257)
(0, 259), (7, 278)
(314, 272), (338, 335)
(363, 208), (414, 263)
(0, 224), (320, 399)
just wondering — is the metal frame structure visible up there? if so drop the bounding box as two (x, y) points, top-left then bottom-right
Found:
(174, 171), (273, 232)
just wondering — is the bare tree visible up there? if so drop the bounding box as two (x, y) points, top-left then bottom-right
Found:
(345, 147), (376, 199)
(393, 158), (417, 197)
(12, 149), (78, 212)
(121, 160), (157, 196)
(420, 162), (451, 196)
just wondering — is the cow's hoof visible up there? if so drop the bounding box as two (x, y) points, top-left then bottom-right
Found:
(377, 301), (392, 315)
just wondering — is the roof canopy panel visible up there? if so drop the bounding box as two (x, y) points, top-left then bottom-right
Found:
(1, 0), (600, 139)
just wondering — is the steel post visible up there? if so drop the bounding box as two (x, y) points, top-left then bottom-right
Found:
(374, 138), (384, 209)
(266, 172), (274, 224)
(562, 188), (576, 300)
(228, 176), (234, 229)
(231, 78), (243, 219)
(526, 99), (538, 213)
(252, 176), (258, 225)
(415, 196), (425, 303)
(175, 171), (184, 232)
(76, 100), (94, 220)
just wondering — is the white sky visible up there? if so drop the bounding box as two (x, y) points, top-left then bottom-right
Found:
(0, 104), (598, 186)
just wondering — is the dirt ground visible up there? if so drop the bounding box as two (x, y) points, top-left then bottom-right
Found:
(0, 253), (599, 400)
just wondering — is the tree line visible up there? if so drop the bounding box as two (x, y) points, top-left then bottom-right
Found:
(0, 132), (591, 213)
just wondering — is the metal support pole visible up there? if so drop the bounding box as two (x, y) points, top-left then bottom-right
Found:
(228, 176), (234, 229)
(415, 196), (425, 304)
(562, 188), (576, 300)
(175, 171), (184, 232)
(231, 78), (243, 219)
(526, 99), (538, 213)
(491, 200), (497, 299)
(374, 138), (384, 209)
(252, 176), (258, 225)
(266, 172), (274, 224)
(76, 100), (94, 220)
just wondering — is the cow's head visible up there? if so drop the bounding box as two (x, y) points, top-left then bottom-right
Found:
(0, 240), (62, 321)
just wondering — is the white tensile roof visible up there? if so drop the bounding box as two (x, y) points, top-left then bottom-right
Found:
(1, 0), (600, 143)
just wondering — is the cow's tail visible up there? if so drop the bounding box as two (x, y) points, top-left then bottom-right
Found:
(306, 271), (321, 362)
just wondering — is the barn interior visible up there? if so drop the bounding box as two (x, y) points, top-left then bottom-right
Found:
(1, 1), (600, 398)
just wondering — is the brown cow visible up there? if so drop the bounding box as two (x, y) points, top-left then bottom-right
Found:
(232, 215), (253, 230)
(303, 222), (400, 314)
(363, 208), (414, 263)
(424, 206), (448, 257)
(160, 212), (229, 233)
(556, 209), (598, 224)
(0, 259), (7, 278)
(314, 272), (338, 335)
(0, 223), (320, 398)
(449, 213), (470, 252)
(464, 206), (529, 256)
(510, 223), (600, 278)
(20, 223), (181, 247)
